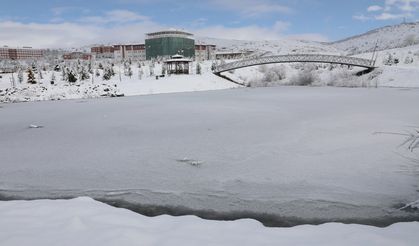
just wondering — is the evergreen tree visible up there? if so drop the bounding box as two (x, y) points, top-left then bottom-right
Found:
(27, 68), (36, 84)
(67, 70), (77, 83)
(103, 69), (112, 81)
(127, 67), (133, 78)
(80, 67), (90, 81)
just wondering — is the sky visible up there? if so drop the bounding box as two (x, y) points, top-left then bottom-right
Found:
(0, 0), (418, 48)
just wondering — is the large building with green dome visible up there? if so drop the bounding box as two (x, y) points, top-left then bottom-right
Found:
(145, 30), (195, 60)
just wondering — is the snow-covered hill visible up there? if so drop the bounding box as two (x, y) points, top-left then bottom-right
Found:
(197, 37), (340, 55)
(330, 22), (419, 54)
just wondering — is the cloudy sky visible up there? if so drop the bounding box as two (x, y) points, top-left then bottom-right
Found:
(0, 0), (418, 48)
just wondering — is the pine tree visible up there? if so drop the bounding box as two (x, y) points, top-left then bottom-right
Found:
(27, 68), (36, 84)
(80, 67), (90, 81)
(103, 69), (112, 81)
(67, 70), (77, 83)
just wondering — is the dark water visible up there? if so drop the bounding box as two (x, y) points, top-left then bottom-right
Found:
(1, 192), (418, 228)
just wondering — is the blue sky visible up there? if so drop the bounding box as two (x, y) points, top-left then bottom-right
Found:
(0, 0), (418, 48)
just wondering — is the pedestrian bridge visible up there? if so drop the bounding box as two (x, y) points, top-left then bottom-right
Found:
(213, 54), (376, 75)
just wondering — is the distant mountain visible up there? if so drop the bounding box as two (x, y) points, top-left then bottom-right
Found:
(330, 22), (419, 54)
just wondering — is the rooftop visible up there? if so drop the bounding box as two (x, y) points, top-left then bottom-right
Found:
(146, 30), (194, 38)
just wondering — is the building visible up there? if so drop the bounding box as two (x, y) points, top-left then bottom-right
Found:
(145, 30), (195, 60)
(91, 46), (115, 59)
(114, 44), (146, 61)
(63, 52), (92, 61)
(0, 46), (44, 60)
(195, 44), (216, 61)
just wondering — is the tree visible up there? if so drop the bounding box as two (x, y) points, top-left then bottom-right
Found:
(27, 68), (37, 84)
(196, 63), (202, 75)
(103, 69), (112, 81)
(127, 66), (133, 78)
(67, 70), (77, 83)
(18, 69), (24, 84)
(50, 73), (56, 85)
(138, 68), (144, 80)
(79, 67), (90, 81)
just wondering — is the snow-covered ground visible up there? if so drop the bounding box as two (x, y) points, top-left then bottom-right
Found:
(0, 61), (240, 103)
(1, 197), (418, 246)
(1, 87), (418, 226)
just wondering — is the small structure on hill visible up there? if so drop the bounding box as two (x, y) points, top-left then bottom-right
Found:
(164, 54), (192, 75)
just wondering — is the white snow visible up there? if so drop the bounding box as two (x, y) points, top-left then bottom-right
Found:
(1, 197), (418, 246)
(0, 61), (240, 103)
(331, 22), (419, 54)
(1, 87), (418, 223)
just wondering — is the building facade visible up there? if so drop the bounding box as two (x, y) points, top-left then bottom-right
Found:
(114, 44), (146, 61)
(91, 46), (115, 59)
(145, 30), (195, 60)
(195, 44), (216, 61)
(0, 47), (44, 60)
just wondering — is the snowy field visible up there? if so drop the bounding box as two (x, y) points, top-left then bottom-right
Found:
(0, 61), (240, 103)
(1, 197), (419, 246)
(1, 86), (419, 226)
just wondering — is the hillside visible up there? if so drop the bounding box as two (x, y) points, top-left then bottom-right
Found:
(330, 22), (419, 54)
(197, 37), (340, 55)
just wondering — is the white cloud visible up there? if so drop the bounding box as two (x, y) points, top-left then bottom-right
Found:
(0, 10), (326, 48)
(355, 0), (419, 21)
(353, 14), (372, 21)
(79, 10), (149, 24)
(206, 0), (291, 17)
(367, 5), (383, 12)
(0, 20), (162, 49)
(374, 12), (408, 20)
(193, 21), (290, 40)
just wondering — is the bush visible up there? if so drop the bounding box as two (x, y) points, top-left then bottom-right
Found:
(289, 65), (317, 86)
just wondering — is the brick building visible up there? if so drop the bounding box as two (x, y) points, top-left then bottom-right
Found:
(0, 47), (44, 60)
(114, 44), (146, 61)
(91, 46), (115, 59)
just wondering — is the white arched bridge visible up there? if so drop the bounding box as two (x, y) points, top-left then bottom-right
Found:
(213, 54), (376, 75)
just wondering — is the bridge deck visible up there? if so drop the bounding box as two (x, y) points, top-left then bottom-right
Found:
(213, 54), (375, 74)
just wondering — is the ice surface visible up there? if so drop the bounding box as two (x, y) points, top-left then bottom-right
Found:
(1, 87), (419, 224)
(1, 197), (419, 246)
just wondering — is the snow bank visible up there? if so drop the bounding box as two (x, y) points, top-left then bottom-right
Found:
(0, 83), (123, 103)
(0, 197), (418, 246)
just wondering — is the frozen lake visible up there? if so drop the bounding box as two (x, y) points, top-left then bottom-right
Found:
(1, 87), (419, 226)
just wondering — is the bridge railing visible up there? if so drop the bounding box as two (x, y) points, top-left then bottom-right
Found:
(213, 54), (375, 74)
